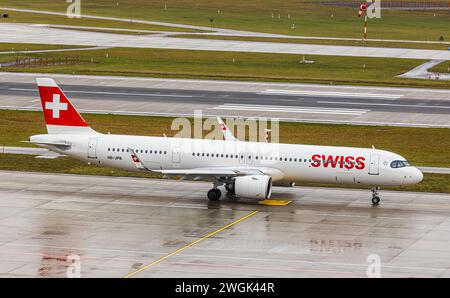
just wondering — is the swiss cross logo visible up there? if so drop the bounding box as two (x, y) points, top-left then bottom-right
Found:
(131, 154), (139, 163)
(37, 83), (88, 127)
(45, 94), (68, 118)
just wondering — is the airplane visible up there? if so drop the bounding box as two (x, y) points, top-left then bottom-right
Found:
(28, 78), (423, 205)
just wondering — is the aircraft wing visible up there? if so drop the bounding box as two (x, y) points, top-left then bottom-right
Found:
(155, 167), (263, 176)
(217, 116), (238, 141)
(129, 148), (151, 171)
(128, 148), (284, 182)
(155, 167), (266, 182)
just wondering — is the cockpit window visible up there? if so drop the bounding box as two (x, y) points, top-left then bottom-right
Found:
(390, 160), (410, 168)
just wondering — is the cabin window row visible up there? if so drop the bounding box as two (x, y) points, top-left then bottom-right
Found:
(107, 148), (167, 155)
(189, 153), (362, 165)
(190, 153), (312, 163)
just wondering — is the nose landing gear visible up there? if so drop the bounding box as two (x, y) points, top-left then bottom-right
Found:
(371, 187), (381, 205)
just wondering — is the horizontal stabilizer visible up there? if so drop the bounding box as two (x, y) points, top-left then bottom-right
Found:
(23, 140), (71, 147)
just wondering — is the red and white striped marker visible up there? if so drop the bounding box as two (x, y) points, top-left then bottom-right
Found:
(358, 3), (368, 42)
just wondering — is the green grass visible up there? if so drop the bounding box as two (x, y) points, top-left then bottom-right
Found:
(0, 42), (86, 52)
(1, 110), (449, 167)
(1, 47), (449, 89)
(1, 0), (449, 40)
(0, 154), (161, 179)
(430, 60), (450, 73)
(174, 34), (450, 50)
(0, 10), (202, 32)
(0, 153), (448, 193)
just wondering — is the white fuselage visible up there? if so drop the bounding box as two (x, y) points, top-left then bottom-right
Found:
(31, 133), (423, 187)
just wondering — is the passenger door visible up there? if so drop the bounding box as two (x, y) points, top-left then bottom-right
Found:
(369, 154), (380, 175)
(172, 147), (181, 167)
(87, 137), (98, 159)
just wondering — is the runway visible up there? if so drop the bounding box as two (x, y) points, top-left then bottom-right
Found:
(1, 170), (450, 278)
(0, 74), (449, 127)
(1, 23), (450, 60)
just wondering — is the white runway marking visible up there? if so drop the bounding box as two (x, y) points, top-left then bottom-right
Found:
(260, 89), (403, 100)
(317, 100), (450, 109)
(212, 103), (369, 116)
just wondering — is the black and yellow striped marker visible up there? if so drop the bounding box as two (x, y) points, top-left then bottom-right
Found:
(259, 199), (292, 206)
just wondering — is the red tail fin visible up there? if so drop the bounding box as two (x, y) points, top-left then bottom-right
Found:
(37, 78), (95, 134)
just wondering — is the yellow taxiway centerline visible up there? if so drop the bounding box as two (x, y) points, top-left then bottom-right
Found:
(123, 210), (259, 278)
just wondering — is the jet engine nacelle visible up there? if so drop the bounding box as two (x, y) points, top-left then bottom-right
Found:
(234, 175), (272, 199)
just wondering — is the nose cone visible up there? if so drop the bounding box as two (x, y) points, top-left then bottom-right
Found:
(413, 167), (423, 184)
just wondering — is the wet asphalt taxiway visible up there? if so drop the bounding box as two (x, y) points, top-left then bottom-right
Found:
(1, 170), (450, 278)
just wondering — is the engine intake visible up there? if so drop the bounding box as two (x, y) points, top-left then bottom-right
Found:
(234, 175), (272, 199)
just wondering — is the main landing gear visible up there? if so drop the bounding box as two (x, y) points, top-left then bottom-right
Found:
(225, 183), (235, 195)
(208, 182), (235, 201)
(207, 187), (222, 201)
(371, 187), (381, 205)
